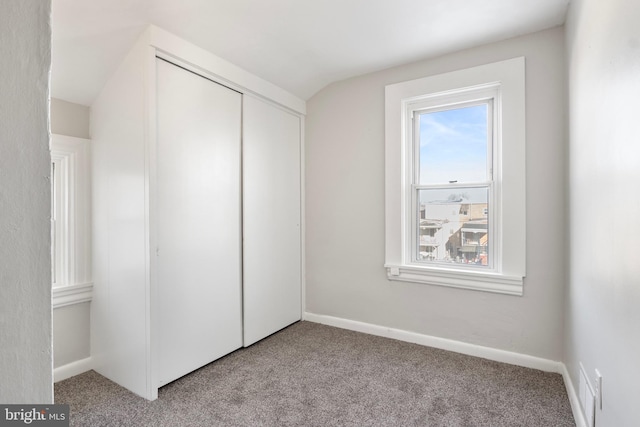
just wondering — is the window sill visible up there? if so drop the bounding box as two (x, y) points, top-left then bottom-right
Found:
(52, 282), (93, 309)
(384, 264), (523, 296)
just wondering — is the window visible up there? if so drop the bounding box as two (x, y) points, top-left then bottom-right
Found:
(51, 151), (69, 287)
(384, 57), (526, 295)
(51, 135), (93, 308)
(412, 95), (494, 268)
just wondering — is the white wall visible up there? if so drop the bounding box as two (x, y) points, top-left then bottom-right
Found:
(51, 98), (90, 139)
(90, 33), (151, 398)
(565, 0), (640, 425)
(50, 99), (92, 370)
(305, 27), (566, 360)
(0, 0), (53, 403)
(53, 303), (90, 368)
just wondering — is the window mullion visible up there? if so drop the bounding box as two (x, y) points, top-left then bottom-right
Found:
(414, 182), (491, 191)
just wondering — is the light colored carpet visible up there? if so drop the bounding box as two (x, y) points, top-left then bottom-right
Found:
(55, 321), (575, 426)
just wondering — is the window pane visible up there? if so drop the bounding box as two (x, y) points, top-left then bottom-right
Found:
(417, 187), (489, 266)
(418, 104), (488, 184)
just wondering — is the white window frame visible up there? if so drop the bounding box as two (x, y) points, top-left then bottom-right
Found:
(51, 149), (71, 287)
(51, 135), (93, 308)
(384, 57), (526, 295)
(409, 90), (496, 269)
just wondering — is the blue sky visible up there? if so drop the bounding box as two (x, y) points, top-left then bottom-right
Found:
(418, 104), (488, 185)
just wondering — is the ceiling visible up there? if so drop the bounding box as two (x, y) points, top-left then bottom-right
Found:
(52, 0), (570, 106)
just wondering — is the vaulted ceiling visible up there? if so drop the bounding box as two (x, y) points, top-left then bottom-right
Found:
(52, 0), (570, 105)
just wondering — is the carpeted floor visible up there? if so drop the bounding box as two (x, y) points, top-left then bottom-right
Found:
(55, 321), (575, 426)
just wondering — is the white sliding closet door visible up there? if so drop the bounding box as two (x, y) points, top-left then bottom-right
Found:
(243, 95), (302, 346)
(156, 58), (243, 386)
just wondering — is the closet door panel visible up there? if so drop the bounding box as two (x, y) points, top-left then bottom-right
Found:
(243, 96), (302, 346)
(156, 59), (242, 386)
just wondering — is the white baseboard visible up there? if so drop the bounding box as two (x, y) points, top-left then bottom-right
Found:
(562, 363), (587, 427)
(303, 312), (563, 373)
(54, 357), (92, 383)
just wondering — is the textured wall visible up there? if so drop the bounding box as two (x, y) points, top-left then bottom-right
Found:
(0, 0), (53, 403)
(305, 27), (566, 360)
(565, 0), (640, 424)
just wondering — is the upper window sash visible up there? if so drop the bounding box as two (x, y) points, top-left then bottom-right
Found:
(412, 98), (495, 186)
